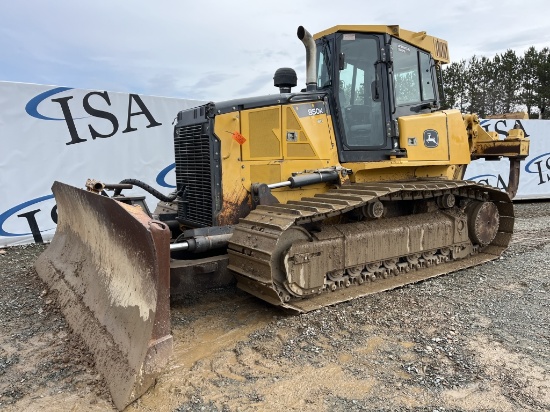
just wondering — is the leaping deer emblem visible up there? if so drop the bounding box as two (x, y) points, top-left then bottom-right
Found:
(424, 130), (438, 147)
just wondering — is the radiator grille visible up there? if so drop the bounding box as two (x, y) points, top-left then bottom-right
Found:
(174, 123), (213, 227)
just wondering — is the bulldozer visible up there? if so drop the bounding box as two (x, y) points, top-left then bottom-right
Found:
(35, 25), (530, 410)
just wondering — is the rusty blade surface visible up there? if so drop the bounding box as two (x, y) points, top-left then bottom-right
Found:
(35, 181), (172, 410)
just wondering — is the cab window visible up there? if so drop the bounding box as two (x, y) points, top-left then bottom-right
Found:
(392, 40), (421, 105)
(419, 51), (435, 100)
(392, 39), (436, 106)
(337, 34), (385, 148)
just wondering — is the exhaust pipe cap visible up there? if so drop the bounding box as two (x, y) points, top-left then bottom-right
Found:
(297, 26), (306, 40)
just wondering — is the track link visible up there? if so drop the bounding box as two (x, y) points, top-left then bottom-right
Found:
(228, 180), (513, 312)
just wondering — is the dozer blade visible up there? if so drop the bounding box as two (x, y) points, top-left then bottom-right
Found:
(35, 181), (172, 410)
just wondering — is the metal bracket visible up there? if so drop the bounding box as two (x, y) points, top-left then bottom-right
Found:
(251, 183), (280, 209)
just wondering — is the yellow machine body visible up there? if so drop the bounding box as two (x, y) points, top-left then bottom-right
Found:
(216, 106), (526, 207)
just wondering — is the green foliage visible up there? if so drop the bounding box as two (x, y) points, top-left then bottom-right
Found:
(441, 60), (468, 111)
(536, 48), (550, 119)
(395, 71), (420, 105)
(442, 47), (550, 118)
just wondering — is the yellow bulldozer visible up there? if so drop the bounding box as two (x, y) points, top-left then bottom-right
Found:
(35, 25), (529, 410)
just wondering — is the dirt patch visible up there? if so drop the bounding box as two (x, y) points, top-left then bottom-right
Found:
(1, 202), (549, 411)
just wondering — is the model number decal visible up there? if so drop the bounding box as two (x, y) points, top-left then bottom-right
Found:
(308, 108), (324, 116)
(294, 101), (327, 118)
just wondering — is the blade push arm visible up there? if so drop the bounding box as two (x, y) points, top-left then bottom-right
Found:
(464, 114), (530, 199)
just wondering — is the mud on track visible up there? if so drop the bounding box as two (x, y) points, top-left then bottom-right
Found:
(1, 201), (549, 411)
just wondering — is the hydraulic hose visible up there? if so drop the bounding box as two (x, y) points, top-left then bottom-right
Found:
(113, 178), (182, 202)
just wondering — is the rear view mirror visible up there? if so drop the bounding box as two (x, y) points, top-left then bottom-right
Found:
(339, 53), (346, 70)
(371, 80), (380, 102)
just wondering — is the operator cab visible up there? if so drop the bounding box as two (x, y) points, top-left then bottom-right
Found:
(315, 26), (445, 162)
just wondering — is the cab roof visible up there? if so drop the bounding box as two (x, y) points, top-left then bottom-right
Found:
(314, 25), (450, 64)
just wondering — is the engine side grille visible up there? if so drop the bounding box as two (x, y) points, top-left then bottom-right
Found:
(174, 123), (213, 227)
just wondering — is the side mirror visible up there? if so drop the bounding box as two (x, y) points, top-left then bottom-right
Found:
(339, 53), (346, 70)
(371, 80), (380, 102)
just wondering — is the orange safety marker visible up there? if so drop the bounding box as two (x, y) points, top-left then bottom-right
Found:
(231, 131), (247, 145)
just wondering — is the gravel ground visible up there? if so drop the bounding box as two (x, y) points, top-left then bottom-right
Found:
(1, 201), (549, 411)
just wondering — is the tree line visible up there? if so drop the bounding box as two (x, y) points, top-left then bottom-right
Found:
(440, 47), (550, 119)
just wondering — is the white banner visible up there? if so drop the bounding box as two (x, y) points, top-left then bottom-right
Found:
(465, 118), (549, 200)
(0, 81), (203, 247)
(1, 82), (549, 247)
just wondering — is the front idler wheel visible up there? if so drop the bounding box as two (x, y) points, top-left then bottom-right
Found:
(466, 201), (500, 246)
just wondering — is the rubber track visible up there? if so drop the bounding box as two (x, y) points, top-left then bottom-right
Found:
(227, 180), (513, 312)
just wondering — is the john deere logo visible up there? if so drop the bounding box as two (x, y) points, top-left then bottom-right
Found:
(423, 129), (439, 148)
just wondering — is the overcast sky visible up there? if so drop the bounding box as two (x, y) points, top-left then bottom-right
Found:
(2, 0), (549, 102)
